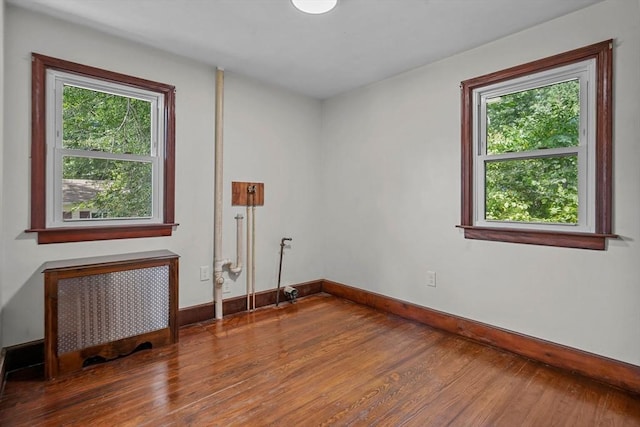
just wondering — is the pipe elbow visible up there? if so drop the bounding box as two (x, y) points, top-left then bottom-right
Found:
(214, 258), (232, 272)
(229, 263), (243, 274)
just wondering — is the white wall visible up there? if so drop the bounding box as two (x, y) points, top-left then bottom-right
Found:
(1, 6), (323, 346)
(0, 0), (5, 346)
(223, 73), (324, 298)
(321, 0), (640, 365)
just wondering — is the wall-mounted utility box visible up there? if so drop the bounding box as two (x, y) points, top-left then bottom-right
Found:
(232, 182), (264, 206)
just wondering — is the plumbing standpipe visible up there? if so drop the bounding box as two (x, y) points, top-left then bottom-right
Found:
(229, 214), (244, 274)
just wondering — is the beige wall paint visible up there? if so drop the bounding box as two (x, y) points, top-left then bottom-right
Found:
(321, 0), (640, 365)
(1, 5), (323, 346)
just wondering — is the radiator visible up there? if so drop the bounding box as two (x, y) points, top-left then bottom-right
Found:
(44, 250), (179, 379)
(57, 266), (170, 354)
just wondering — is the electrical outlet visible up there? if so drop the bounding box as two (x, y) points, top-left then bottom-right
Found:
(427, 271), (436, 287)
(223, 281), (231, 294)
(199, 266), (210, 281)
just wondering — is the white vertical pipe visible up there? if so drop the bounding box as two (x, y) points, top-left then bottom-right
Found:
(229, 214), (243, 274)
(213, 68), (226, 320)
(246, 205), (252, 311)
(251, 205), (256, 311)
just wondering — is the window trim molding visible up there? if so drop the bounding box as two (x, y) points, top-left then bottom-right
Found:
(459, 40), (615, 250)
(28, 53), (177, 244)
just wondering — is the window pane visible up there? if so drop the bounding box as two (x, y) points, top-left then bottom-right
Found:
(62, 85), (152, 155)
(63, 157), (152, 220)
(486, 80), (580, 155)
(485, 156), (578, 224)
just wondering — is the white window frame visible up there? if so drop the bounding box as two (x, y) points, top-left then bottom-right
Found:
(45, 69), (165, 228)
(472, 59), (597, 233)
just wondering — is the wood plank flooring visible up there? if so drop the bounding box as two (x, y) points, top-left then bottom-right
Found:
(1, 293), (639, 426)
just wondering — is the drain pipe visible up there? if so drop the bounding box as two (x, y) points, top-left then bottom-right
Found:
(229, 214), (244, 274)
(213, 67), (230, 320)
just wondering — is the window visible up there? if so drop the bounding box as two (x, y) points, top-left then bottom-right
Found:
(29, 54), (176, 243)
(459, 41), (614, 250)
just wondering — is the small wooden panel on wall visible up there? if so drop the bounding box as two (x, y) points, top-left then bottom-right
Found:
(232, 182), (264, 206)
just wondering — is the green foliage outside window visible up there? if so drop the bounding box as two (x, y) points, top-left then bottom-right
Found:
(62, 86), (153, 219)
(484, 80), (580, 224)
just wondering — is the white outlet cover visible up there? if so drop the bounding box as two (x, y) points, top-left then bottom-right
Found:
(200, 266), (210, 281)
(427, 271), (436, 287)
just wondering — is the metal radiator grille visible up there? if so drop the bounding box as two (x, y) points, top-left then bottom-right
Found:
(57, 265), (170, 355)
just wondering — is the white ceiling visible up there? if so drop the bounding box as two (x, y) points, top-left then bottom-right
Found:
(9, 0), (602, 99)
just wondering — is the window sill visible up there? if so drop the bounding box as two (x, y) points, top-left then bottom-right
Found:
(456, 225), (616, 250)
(26, 223), (179, 244)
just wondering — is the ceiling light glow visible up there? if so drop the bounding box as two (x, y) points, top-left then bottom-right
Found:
(291, 0), (337, 15)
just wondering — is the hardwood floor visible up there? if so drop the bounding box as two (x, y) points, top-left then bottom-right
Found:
(1, 294), (639, 426)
